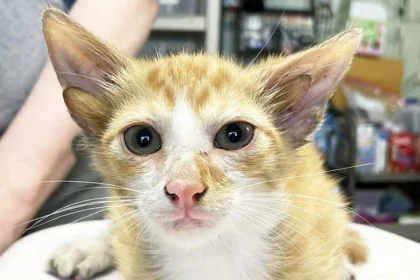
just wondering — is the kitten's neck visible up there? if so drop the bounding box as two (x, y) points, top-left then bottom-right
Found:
(145, 230), (276, 280)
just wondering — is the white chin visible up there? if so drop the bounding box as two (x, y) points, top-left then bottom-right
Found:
(156, 220), (223, 247)
(170, 218), (210, 230)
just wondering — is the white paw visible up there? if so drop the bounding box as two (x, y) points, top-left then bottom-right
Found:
(48, 235), (112, 280)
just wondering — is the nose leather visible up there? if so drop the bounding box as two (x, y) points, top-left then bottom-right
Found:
(165, 183), (205, 209)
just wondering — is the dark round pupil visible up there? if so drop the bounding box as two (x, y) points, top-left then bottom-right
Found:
(227, 123), (242, 143)
(137, 129), (152, 148)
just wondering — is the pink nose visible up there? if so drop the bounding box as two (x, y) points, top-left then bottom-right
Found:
(164, 183), (207, 209)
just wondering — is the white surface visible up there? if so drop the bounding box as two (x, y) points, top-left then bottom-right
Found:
(1, 221), (420, 279)
(153, 16), (205, 32)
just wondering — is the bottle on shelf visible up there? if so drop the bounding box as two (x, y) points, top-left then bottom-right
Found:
(388, 98), (419, 173)
(374, 121), (391, 173)
(403, 98), (420, 171)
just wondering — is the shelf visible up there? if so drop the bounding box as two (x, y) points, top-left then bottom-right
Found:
(356, 173), (420, 184)
(223, 7), (314, 16)
(153, 16), (206, 32)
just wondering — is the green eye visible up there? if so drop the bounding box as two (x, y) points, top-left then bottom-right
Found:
(124, 125), (161, 155)
(215, 122), (254, 150)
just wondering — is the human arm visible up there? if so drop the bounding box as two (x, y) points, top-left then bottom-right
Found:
(0, 0), (157, 254)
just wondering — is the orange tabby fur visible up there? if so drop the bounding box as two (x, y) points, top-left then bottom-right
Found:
(43, 8), (368, 280)
(108, 146), (367, 279)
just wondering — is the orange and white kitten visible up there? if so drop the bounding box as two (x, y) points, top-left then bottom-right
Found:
(43, 9), (367, 280)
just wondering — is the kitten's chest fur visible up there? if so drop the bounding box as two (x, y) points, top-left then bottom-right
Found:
(152, 232), (273, 280)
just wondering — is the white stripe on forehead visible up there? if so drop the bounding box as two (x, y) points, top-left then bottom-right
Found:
(170, 89), (206, 150)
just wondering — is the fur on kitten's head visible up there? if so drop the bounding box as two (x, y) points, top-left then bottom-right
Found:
(43, 9), (361, 247)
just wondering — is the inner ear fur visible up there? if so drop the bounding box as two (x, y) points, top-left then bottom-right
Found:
(255, 29), (362, 146)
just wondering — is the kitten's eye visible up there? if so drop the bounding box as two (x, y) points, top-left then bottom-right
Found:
(124, 125), (161, 155)
(215, 122), (254, 150)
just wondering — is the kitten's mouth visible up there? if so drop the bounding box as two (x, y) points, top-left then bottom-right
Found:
(165, 210), (214, 230)
(171, 217), (207, 230)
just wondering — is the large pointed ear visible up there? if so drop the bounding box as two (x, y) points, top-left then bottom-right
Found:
(257, 29), (362, 147)
(42, 9), (129, 136)
(43, 8), (129, 93)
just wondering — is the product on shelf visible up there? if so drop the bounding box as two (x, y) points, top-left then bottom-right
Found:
(341, 79), (420, 175)
(356, 123), (376, 174)
(389, 131), (416, 173)
(374, 126), (389, 173)
(389, 98), (420, 173)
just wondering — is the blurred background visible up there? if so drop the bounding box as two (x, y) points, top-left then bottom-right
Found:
(62, 0), (420, 242)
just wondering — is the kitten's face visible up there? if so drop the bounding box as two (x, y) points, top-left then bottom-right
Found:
(43, 9), (361, 247)
(97, 57), (290, 243)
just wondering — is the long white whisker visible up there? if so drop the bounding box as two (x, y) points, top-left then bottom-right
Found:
(238, 203), (318, 247)
(239, 202), (324, 238)
(19, 197), (136, 228)
(24, 203), (135, 233)
(135, 221), (151, 246)
(245, 17), (282, 70)
(241, 197), (333, 225)
(58, 196), (137, 211)
(237, 163), (374, 191)
(237, 210), (293, 260)
(40, 180), (141, 194)
(284, 193), (374, 226)
(237, 205), (303, 253)
(110, 209), (145, 240)
(245, 193), (373, 226)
